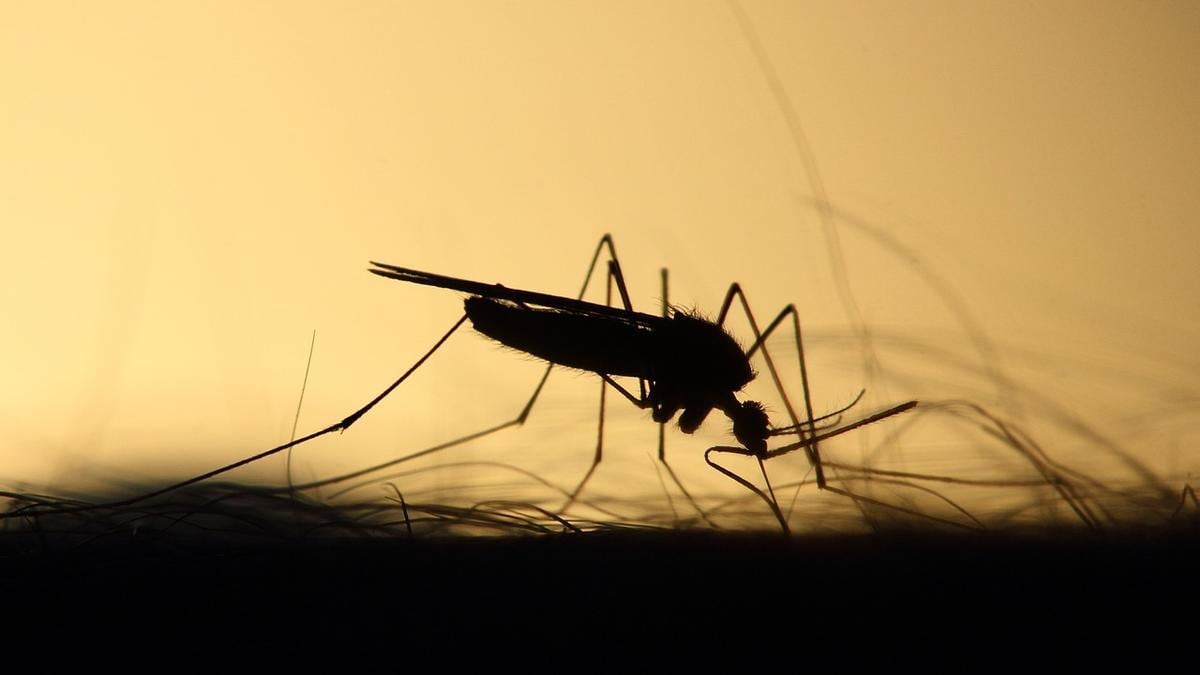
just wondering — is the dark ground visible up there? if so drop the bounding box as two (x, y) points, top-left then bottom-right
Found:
(2, 523), (1195, 670)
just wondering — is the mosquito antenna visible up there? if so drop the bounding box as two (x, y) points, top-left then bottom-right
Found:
(770, 389), (866, 435)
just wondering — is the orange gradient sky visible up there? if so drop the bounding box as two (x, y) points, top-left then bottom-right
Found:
(1, 1), (1197, 528)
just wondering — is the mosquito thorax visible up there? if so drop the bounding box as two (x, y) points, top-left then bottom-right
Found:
(660, 311), (755, 393)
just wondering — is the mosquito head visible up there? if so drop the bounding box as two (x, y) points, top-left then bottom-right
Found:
(727, 399), (770, 457)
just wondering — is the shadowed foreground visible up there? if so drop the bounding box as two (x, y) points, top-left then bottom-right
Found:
(1, 486), (1195, 669)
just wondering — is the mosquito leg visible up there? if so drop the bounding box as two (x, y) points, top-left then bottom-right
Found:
(557, 238), (728, 520)
(715, 284), (823, 522)
(658, 267), (669, 461)
(715, 284), (820, 530)
(710, 283), (879, 531)
(1, 314), (472, 521)
(338, 316), (469, 430)
(563, 259), (717, 524)
(639, 267), (717, 528)
(714, 285), (905, 530)
(561, 256), (641, 513)
(593, 370), (719, 526)
(704, 447), (790, 533)
(707, 302), (945, 532)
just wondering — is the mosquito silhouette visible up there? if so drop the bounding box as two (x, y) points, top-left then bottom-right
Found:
(355, 234), (916, 528)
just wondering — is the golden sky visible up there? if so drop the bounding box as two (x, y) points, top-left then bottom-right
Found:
(1, 1), (1197, 529)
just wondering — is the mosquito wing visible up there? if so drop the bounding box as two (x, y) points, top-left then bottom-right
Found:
(368, 261), (666, 328)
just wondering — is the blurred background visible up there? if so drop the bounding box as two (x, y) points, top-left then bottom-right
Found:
(1, 0), (1196, 532)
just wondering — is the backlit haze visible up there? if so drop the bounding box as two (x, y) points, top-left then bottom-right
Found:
(2, 1), (1197, 532)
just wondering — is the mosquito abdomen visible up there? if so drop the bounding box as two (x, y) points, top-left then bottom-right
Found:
(465, 297), (654, 378)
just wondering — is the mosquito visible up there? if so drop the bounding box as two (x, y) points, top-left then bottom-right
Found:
(353, 234), (917, 529)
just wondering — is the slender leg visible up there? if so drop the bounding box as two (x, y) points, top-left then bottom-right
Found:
(558, 246), (716, 527)
(710, 283), (951, 531)
(658, 267), (668, 461)
(559, 260), (628, 512)
(716, 284), (824, 487)
(710, 284), (905, 531)
(1, 314), (471, 520)
(649, 268), (718, 527)
(712, 286), (818, 533)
